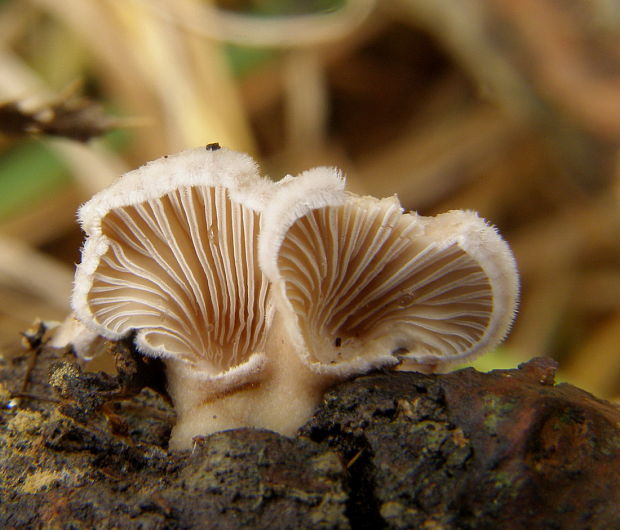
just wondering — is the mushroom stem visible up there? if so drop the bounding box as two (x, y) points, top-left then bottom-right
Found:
(166, 311), (337, 450)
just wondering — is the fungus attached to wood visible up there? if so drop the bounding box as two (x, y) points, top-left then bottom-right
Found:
(73, 146), (279, 447)
(72, 147), (519, 449)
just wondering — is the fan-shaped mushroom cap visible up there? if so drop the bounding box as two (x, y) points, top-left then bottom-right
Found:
(72, 146), (274, 385)
(260, 168), (519, 376)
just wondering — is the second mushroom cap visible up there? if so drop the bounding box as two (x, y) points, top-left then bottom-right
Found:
(260, 167), (519, 375)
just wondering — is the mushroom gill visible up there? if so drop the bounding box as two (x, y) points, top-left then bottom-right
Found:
(262, 173), (518, 374)
(73, 146), (274, 384)
(91, 184), (270, 374)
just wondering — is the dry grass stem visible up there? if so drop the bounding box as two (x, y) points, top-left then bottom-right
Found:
(141, 0), (377, 48)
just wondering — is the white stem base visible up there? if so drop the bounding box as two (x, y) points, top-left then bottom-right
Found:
(166, 314), (337, 450)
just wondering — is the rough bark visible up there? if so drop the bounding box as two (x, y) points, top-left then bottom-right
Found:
(1, 340), (619, 529)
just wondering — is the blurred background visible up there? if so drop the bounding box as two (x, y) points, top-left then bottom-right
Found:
(0, 0), (619, 399)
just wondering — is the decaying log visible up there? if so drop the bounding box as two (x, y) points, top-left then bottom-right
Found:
(1, 341), (619, 529)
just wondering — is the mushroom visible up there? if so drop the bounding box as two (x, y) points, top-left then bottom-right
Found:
(72, 147), (519, 449)
(72, 146), (338, 448)
(73, 145), (277, 447)
(260, 167), (519, 376)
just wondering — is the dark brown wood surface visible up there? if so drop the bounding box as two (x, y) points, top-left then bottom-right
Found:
(1, 341), (619, 529)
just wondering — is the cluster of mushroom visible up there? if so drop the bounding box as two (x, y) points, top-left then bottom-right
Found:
(71, 144), (519, 449)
